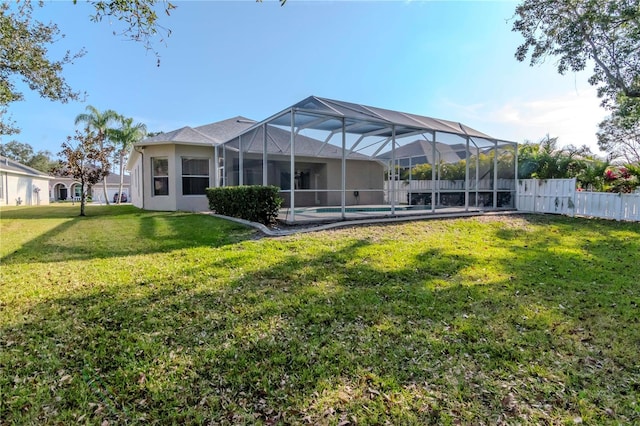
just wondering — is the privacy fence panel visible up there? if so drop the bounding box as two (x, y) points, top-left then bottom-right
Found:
(517, 178), (640, 222)
(517, 179), (576, 215)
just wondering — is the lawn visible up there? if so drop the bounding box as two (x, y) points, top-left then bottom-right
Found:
(1, 204), (639, 425)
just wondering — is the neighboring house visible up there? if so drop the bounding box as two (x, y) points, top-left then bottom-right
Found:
(0, 156), (53, 206)
(377, 139), (470, 165)
(50, 174), (132, 203)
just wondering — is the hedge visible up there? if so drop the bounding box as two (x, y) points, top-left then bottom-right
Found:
(205, 185), (282, 225)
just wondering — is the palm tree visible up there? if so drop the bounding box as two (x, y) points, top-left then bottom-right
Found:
(108, 116), (147, 204)
(75, 106), (120, 204)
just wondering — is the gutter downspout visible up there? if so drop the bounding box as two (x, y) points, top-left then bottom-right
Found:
(134, 146), (145, 210)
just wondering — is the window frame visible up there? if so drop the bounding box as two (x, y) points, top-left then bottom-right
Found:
(152, 157), (169, 196)
(181, 157), (210, 196)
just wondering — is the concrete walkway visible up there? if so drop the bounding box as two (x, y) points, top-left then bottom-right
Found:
(209, 209), (522, 237)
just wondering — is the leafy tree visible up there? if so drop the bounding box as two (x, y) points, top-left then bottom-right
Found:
(0, 1), (84, 136)
(517, 135), (613, 190)
(0, 140), (34, 163)
(0, 140), (60, 172)
(87, 0), (176, 59)
(440, 160), (467, 181)
(405, 163), (433, 180)
(517, 136), (573, 179)
(75, 105), (119, 204)
(58, 129), (113, 216)
(108, 116), (147, 204)
(597, 113), (640, 164)
(512, 0), (640, 113)
(26, 150), (60, 173)
(0, 0), (175, 135)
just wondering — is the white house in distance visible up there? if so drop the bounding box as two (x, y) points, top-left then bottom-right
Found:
(49, 174), (132, 203)
(0, 156), (53, 206)
(127, 96), (517, 222)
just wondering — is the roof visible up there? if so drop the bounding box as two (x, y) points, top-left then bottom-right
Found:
(231, 125), (371, 161)
(132, 115), (373, 162)
(104, 174), (131, 185)
(0, 156), (53, 179)
(195, 117), (257, 143)
(376, 139), (470, 164)
(138, 116), (256, 147)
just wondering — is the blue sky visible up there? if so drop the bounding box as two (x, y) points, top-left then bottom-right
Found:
(6, 0), (608, 156)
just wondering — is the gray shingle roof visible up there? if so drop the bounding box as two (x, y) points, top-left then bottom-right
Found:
(376, 140), (468, 163)
(195, 116), (256, 143)
(139, 117), (256, 146)
(104, 174), (131, 185)
(228, 125), (372, 161)
(377, 138), (503, 163)
(141, 126), (217, 145)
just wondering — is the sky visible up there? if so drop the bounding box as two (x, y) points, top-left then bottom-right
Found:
(5, 0), (609, 157)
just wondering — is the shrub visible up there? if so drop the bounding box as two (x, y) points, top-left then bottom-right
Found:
(603, 165), (640, 193)
(206, 185), (283, 225)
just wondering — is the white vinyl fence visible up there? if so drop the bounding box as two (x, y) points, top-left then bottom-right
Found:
(517, 179), (640, 222)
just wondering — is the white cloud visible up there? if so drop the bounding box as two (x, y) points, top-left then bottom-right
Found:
(443, 87), (610, 155)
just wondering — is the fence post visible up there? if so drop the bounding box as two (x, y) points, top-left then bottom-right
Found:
(570, 178), (576, 217)
(533, 178), (538, 213)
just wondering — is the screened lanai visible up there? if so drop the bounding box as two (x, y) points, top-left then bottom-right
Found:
(215, 96), (518, 223)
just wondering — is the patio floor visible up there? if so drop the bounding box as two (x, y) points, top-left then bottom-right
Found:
(277, 204), (513, 224)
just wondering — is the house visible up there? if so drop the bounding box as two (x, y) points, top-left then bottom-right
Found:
(127, 96), (517, 220)
(49, 174), (132, 203)
(126, 115), (384, 211)
(0, 156), (53, 206)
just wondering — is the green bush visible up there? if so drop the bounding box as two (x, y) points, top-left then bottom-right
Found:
(206, 185), (283, 225)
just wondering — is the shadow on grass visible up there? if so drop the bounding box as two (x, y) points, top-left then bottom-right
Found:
(0, 204), (143, 219)
(3, 217), (639, 424)
(0, 205), (256, 265)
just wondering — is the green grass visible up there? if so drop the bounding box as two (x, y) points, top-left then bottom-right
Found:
(1, 204), (639, 425)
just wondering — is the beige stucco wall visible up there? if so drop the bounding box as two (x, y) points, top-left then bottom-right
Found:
(128, 142), (384, 211)
(49, 177), (131, 203)
(265, 155), (385, 207)
(130, 144), (215, 212)
(139, 144), (177, 211)
(129, 153), (143, 209)
(174, 145), (214, 212)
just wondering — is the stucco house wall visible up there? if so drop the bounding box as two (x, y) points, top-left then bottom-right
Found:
(49, 175), (132, 203)
(126, 115), (386, 212)
(175, 144), (215, 212)
(130, 144), (215, 212)
(1, 173), (51, 206)
(137, 144), (177, 211)
(0, 156), (52, 206)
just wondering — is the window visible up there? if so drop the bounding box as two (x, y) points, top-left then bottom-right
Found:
(152, 157), (169, 196)
(182, 158), (209, 195)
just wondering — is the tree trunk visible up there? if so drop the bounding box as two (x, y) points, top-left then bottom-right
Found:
(102, 176), (109, 205)
(80, 182), (86, 216)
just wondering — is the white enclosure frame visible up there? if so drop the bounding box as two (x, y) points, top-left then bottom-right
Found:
(216, 96), (518, 223)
